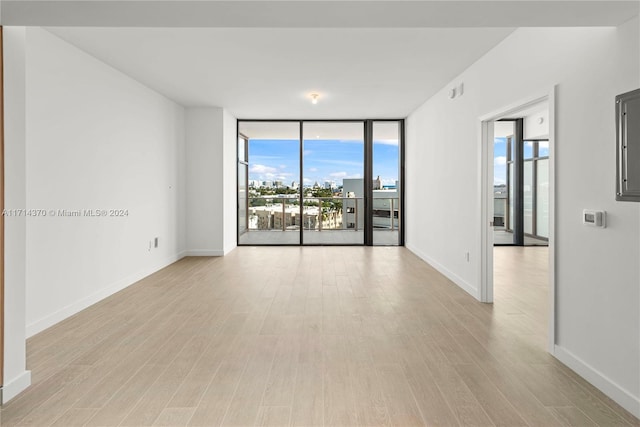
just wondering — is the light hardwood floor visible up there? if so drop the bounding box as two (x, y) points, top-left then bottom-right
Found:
(0, 246), (637, 426)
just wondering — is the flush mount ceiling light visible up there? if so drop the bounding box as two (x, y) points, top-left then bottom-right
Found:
(310, 93), (320, 104)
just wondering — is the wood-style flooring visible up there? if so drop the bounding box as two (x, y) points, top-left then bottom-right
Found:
(0, 246), (637, 426)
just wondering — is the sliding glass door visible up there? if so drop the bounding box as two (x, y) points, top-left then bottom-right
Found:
(302, 122), (365, 245)
(237, 120), (403, 246)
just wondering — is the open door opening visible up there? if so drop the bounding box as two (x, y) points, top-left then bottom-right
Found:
(481, 93), (556, 353)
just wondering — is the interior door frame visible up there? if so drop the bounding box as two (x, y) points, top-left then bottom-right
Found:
(1, 25), (5, 388)
(479, 87), (557, 354)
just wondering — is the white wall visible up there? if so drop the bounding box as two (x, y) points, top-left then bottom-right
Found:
(23, 27), (187, 337)
(523, 107), (549, 139)
(185, 108), (223, 255)
(3, 26), (31, 403)
(3, 28), (241, 402)
(406, 19), (640, 416)
(223, 109), (238, 254)
(185, 107), (237, 256)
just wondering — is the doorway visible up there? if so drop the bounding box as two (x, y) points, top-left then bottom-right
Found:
(481, 92), (556, 352)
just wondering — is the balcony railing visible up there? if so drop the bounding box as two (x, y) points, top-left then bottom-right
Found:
(244, 196), (401, 232)
(493, 197), (508, 231)
(372, 197), (399, 231)
(245, 196), (363, 232)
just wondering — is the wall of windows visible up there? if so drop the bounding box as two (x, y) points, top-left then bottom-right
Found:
(237, 120), (403, 246)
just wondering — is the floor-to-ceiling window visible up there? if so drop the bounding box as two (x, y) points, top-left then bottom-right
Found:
(493, 119), (548, 246)
(238, 121), (301, 245)
(372, 121), (402, 246)
(237, 119), (404, 246)
(524, 139), (549, 241)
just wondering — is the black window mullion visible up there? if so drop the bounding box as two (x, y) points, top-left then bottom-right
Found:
(299, 121), (304, 246)
(364, 120), (373, 246)
(514, 119), (524, 246)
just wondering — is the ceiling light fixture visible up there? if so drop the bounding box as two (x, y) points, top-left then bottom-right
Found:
(310, 93), (320, 104)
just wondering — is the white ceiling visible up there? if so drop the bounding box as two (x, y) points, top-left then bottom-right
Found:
(22, 1), (637, 119)
(47, 26), (514, 118)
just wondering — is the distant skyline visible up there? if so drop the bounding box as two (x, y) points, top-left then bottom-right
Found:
(248, 138), (399, 187)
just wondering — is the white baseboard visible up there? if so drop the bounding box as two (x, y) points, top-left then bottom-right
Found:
(1, 370), (31, 404)
(25, 251), (186, 338)
(554, 345), (640, 419)
(185, 249), (225, 256)
(405, 243), (479, 299)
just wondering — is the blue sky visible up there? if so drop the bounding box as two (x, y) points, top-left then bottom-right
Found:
(248, 138), (399, 187)
(494, 137), (507, 185)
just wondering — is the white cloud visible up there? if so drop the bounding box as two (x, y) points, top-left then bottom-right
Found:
(250, 164), (278, 174)
(494, 164), (507, 185)
(329, 171), (348, 178)
(309, 167), (318, 172)
(494, 177), (506, 185)
(494, 156), (507, 166)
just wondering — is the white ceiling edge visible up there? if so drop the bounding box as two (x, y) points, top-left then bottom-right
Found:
(3, 1), (638, 27)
